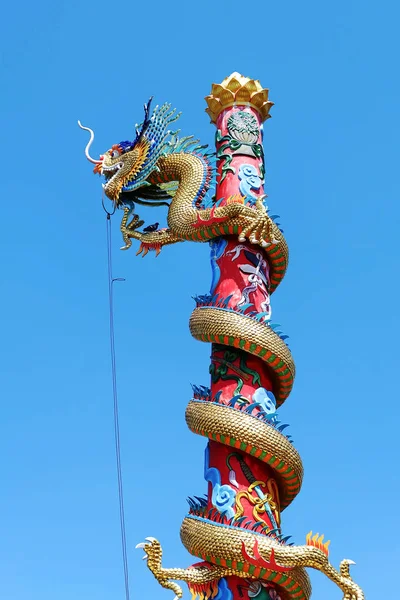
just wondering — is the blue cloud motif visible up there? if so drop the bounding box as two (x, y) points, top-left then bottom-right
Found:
(204, 444), (237, 519)
(215, 578), (233, 600)
(251, 388), (277, 420)
(238, 164), (262, 203)
(204, 443), (221, 487)
(209, 237), (228, 294)
(211, 483), (236, 519)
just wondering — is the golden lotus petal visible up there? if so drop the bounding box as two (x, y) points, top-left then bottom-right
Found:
(219, 89), (235, 104)
(243, 80), (259, 95)
(251, 89), (270, 107)
(228, 79), (243, 93)
(229, 72), (262, 90)
(206, 73), (273, 122)
(260, 111), (271, 121)
(260, 101), (274, 120)
(205, 96), (221, 114)
(211, 83), (226, 98)
(222, 73), (243, 92)
(205, 108), (214, 120)
(211, 85), (235, 105)
(235, 87), (251, 102)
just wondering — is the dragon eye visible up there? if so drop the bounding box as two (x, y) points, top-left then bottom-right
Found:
(111, 149), (120, 158)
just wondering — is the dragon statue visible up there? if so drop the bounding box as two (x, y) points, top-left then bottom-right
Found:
(79, 73), (365, 600)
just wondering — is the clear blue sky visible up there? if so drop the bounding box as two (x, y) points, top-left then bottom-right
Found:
(1, 1), (399, 599)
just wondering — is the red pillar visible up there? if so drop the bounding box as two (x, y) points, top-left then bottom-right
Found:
(214, 105), (280, 600)
(194, 99), (285, 599)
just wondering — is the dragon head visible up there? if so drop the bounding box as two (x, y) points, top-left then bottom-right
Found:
(97, 138), (151, 203)
(78, 99), (181, 206)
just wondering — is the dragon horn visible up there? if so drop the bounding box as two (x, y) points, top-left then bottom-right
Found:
(144, 96), (153, 119)
(136, 97), (153, 140)
(77, 121), (102, 164)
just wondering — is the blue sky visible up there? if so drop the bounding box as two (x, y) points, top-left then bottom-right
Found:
(1, 1), (399, 599)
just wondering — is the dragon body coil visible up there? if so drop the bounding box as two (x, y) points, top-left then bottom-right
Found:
(79, 73), (365, 600)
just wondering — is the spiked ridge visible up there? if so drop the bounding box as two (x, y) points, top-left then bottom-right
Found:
(306, 531), (330, 557)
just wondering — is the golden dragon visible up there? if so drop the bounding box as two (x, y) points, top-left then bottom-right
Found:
(79, 82), (365, 600)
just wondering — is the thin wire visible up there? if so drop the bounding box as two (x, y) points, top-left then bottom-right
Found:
(103, 194), (116, 216)
(105, 212), (130, 600)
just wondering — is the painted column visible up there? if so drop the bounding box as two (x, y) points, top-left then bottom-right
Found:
(189, 74), (288, 600)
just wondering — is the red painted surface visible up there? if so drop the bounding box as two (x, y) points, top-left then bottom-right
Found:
(197, 102), (284, 600)
(212, 238), (271, 314)
(210, 345), (274, 406)
(207, 441), (281, 528)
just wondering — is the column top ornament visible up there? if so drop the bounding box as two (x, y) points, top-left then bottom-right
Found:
(205, 72), (274, 124)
